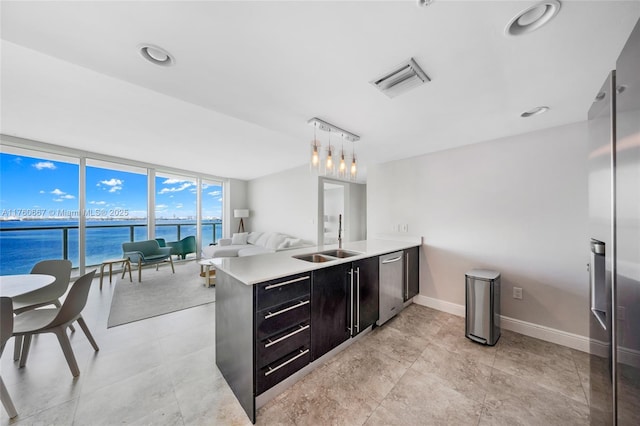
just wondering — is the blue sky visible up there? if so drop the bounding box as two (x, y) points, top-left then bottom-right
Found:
(0, 152), (222, 220)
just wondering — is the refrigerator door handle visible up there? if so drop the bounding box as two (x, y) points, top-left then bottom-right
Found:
(590, 239), (607, 330)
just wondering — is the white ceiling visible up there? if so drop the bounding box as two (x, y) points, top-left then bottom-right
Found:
(1, 1), (639, 181)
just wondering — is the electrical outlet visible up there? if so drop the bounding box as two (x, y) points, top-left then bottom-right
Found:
(513, 287), (523, 299)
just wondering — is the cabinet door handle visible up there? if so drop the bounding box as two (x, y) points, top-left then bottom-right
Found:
(382, 256), (402, 264)
(356, 267), (360, 333)
(265, 324), (310, 348)
(348, 269), (354, 334)
(264, 276), (309, 290)
(265, 349), (310, 376)
(405, 253), (409, 300)
(265, 300), (309, 319)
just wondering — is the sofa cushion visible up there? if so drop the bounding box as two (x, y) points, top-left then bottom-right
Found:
(255, 232), (271, 247)
(231, 232), (249, 245)
(238, 246), (274, 257)
(202, 244), (247, 258)
(247, 231), (262, 245)
(265, 233), (288, 250)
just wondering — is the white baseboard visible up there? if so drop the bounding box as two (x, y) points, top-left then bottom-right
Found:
(413, 295), (607, 356)
(619, 346), (640, 368)
(414, 294), (465, 317)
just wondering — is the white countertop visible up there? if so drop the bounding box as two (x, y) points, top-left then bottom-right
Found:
(215, 239), (421, 285)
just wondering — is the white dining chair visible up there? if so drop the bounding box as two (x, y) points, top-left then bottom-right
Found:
(12, 270), (99, 377)
(1, 297), (18, 418)
(12, 259), (74, 361)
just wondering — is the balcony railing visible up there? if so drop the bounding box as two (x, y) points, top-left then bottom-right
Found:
(0, 220), (221, 275)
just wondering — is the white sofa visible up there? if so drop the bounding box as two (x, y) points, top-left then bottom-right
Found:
(201, 231), (310, 259)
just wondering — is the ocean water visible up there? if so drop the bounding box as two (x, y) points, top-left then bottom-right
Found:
(0, 219), (222, 275)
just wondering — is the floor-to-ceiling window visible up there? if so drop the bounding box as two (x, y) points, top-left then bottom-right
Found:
(0, 149), (79, 274)
(0, 139), (227, 275)
(154, 172), (197, 245)
(85, 159), (148, 266)
(201, 179), (223, 246)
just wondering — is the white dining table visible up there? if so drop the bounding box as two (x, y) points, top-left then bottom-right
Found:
(0, 274), (55, 298)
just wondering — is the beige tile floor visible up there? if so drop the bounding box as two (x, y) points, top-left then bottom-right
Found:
(1, 273), (593, 425)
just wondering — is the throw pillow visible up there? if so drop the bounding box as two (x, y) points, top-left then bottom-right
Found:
(266, 233), (288, 250)
(285, 238), (303, 248)
(247, 231), (262, 245)
(231, 232), (249, 245)
(255, 232), (271, 247)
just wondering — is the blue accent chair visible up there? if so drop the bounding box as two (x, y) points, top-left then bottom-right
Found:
(122, 240), (175, 282)
(156, 236), (196, 260)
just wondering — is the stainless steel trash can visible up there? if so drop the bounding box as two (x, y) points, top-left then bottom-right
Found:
(465, 269), (501, 346)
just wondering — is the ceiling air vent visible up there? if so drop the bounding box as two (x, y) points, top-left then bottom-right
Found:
(370, 58), (430, 98)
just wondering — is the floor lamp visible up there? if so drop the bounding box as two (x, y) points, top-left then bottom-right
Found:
(234, 209), (249, 233)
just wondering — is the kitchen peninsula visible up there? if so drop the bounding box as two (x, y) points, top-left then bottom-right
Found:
(214, 239), (420, 423)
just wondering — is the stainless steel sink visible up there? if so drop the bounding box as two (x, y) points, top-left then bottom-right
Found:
(317, 249), (361, 259)
(292, 253), (336, 263)
(292, 249), (362, 263)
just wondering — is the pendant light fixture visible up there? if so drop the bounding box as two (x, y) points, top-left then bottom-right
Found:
(325, 132), (335, 176)
(338, 141), (347, 179)
(307, 118), (360, 180)
(350, 143), (357, 181)
(310, 122), (321, 171)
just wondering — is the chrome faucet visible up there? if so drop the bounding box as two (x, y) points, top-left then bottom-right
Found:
(338, 214), (342, 249)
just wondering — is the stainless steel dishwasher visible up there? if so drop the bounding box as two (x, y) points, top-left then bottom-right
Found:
(377, 251), (404, 325)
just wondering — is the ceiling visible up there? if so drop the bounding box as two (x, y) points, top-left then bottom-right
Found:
(1, 1), (639, 181)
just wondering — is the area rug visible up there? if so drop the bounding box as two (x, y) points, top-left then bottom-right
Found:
(107, 260), (215, 328)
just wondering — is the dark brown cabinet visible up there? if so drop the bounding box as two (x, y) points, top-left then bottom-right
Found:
(311, 257), (379, 360)
(254, 273), (311, 394)
(351, 256), (379, 336)
(403, 247), (419, 301)
(310, 262), (351, 360)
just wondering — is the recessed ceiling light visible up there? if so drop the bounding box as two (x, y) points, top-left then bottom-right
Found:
(138, 44), (174, 66)
(521, 106), (549, 117)
(505, 1), (561, 36)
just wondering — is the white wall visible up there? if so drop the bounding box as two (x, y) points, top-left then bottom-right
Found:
(367, 122), (590, 336)
(247, 165), (318, 242)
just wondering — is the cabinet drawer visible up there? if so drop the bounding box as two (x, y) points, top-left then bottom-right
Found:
(257, 274), (310, 310)
(257, 298), (310, 339)
(257, 322), (310, 368)
(256, 347), (310, 395)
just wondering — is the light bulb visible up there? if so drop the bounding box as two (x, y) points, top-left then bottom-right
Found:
(339, 153), (346, 172)
(311, 146), (319, 166)
(350, 158), (357, 177)
(326, 152), (333, 169)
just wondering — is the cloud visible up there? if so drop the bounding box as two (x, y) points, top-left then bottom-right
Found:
(89, 200), (107, 205)
(158, 182), (192, 194)
(108, 186), (122, 193)
(50, 189), (75, 201)
(162, 178), (194, 185)
(100, 178), (123, 186)
(156, 204), (168, 210)
(33, 161), (56, 170)
(208, 190), (222, 196)
(39, 190), (45, 194)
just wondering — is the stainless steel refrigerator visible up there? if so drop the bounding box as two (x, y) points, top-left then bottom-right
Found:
(587, 18), (640, 425)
